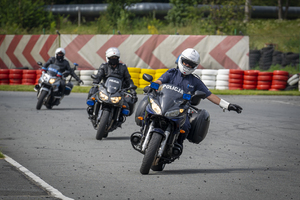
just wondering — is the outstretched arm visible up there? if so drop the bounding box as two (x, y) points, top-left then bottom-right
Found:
(207, 94), (243, 113)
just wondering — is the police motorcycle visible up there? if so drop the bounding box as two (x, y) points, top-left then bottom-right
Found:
(35, 62), (78, 110)
(131, 74), (210, 175)
(86, 76), (137, 140)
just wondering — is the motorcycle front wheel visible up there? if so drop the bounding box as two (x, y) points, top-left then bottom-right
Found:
(36, 90), (48, 110)
(96, 110), (110, 140)
(140, 132), (163, 175)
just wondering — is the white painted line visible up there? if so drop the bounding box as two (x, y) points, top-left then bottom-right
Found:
(4, 154), (74, 200)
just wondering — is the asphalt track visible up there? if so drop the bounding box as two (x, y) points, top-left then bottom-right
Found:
(0, 91), (300, 200)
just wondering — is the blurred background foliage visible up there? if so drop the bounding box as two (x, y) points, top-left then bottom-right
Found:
(0, 0), (300, 52)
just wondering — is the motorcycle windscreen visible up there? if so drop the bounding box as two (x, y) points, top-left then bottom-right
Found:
(48, 64), (60, 76)
(104, 77), (122, 94)
(157, 84), (185, 114)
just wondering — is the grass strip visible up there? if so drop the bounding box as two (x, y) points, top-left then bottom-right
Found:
(0, 85), (299, 96)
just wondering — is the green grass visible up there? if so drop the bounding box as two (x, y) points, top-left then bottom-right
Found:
(0, 85), (299, 95)
(0, 151), (4, 159)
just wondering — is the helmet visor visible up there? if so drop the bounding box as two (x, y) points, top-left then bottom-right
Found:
(181, 57), (197, 68)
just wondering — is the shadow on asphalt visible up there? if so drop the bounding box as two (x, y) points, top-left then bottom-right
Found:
(152, 167), (285, 175)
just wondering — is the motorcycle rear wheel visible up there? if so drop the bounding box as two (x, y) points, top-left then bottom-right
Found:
(96, 110), (110, 140)
(140, 132), (163, 175)
(36, 90), (48, 110)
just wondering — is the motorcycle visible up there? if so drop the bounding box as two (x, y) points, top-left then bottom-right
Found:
(86, 76), (137, 140)
(34, 62), (78, 110)
(131, 74), (210, 174)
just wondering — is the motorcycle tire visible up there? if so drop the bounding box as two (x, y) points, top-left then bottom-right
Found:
(96, 110), (110, 140)
(140, 132), (163, 175)
(36, 90), (48, 110)
(151, 163), (165, 171)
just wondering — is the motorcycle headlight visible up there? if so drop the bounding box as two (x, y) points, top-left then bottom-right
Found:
(49, 78), (56, 84)
(111, 96), (121, 103)
(99, 92), (108, 101)
(150, 98), (161, 115)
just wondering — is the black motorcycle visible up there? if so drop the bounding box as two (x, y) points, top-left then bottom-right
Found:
(87, 76), (137, 140)
(35, 62), (78, 110)
(131, 74), (210, 174)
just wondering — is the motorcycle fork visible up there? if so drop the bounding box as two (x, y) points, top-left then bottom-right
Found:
(141, 123), (154, 153)
(156, 125), (171, 162)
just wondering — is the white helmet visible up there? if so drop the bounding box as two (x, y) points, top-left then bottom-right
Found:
(178, 48), (200, 75)
(105, 47), (120, 62)
(55, 47), (65, 56)
(55, 48), (66, 62)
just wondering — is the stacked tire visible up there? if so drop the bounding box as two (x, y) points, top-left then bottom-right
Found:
(193, 69), (202, 77)
(243, 70), (259, 90)
(139, 69), (155, 88)
(0, 69), (10, 85)
(287, 74), (299, 89)
(216, 69), (229, 90)
(201, 69), (217, 89)
(257, 72), (273, 90)
(22, 70), (36, 85)
(128, 67), (141, 88)
(228, 69), (244, 90)
(270, 70), (289, 91)
(36, 70), (43, 85)
(80, 70), (96, 87)
(9, 69), (23, 85)
(249, 50), (261, 69)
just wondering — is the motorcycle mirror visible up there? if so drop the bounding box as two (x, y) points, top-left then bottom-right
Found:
(143, 74), (153, 82)
(190, 90), (206, 106)
(37, 61), (42, 66)
(74, 63), (78, 66)
(129, 85), (137, 90)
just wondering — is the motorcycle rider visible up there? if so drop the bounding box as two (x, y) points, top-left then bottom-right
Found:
(154, 48), (243, 148)
(40, 47), (83, 105)
(87, 47), (138, 117)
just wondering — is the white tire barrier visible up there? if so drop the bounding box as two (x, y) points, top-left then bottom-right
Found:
(201, 69), (218, 76)
(217, 69), (229, 75)
(201, 75), (216, 81)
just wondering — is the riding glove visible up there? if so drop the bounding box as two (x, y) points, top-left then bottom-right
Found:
(228, 104), (243, 114)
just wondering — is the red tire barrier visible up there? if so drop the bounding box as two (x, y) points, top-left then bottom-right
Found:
(272, 75), (289, 81)
(9, 79), (22, 84)
(22, 70), (36, 74)
(271, 84), (286, 90)
(273, 70), (289, 76)
(244, 80), (257, 85)
(0, 79), (9, 84)
(229, 83), (243, 88)
(272, 80), (287, 85)
(36, 70), (43, 75)
(257, 84), (271, 90)
(268, 88), (280, 91)
(0, 69), (9, 74)
(244, 70), (259, 76)
(228, 78), (243, 84)
(257, 80), (272, 85)
(229, 69), (244, 74)
(9, 69), (23, 74)
(23, 74), (36, 79)
(22, 79), (35, 84)
(0, 74), (9, 79)
(258, 72), (273, 76)
(243, 84), (257, 90)
(9, 74), (23, 79)
(229, 74), (244, 79)
(258, 75), (272, 81)
(244, 75), (258, 81)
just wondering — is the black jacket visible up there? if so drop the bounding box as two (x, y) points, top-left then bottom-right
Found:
(94, 63), (136, 92)
(43, 57), (80, 81)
